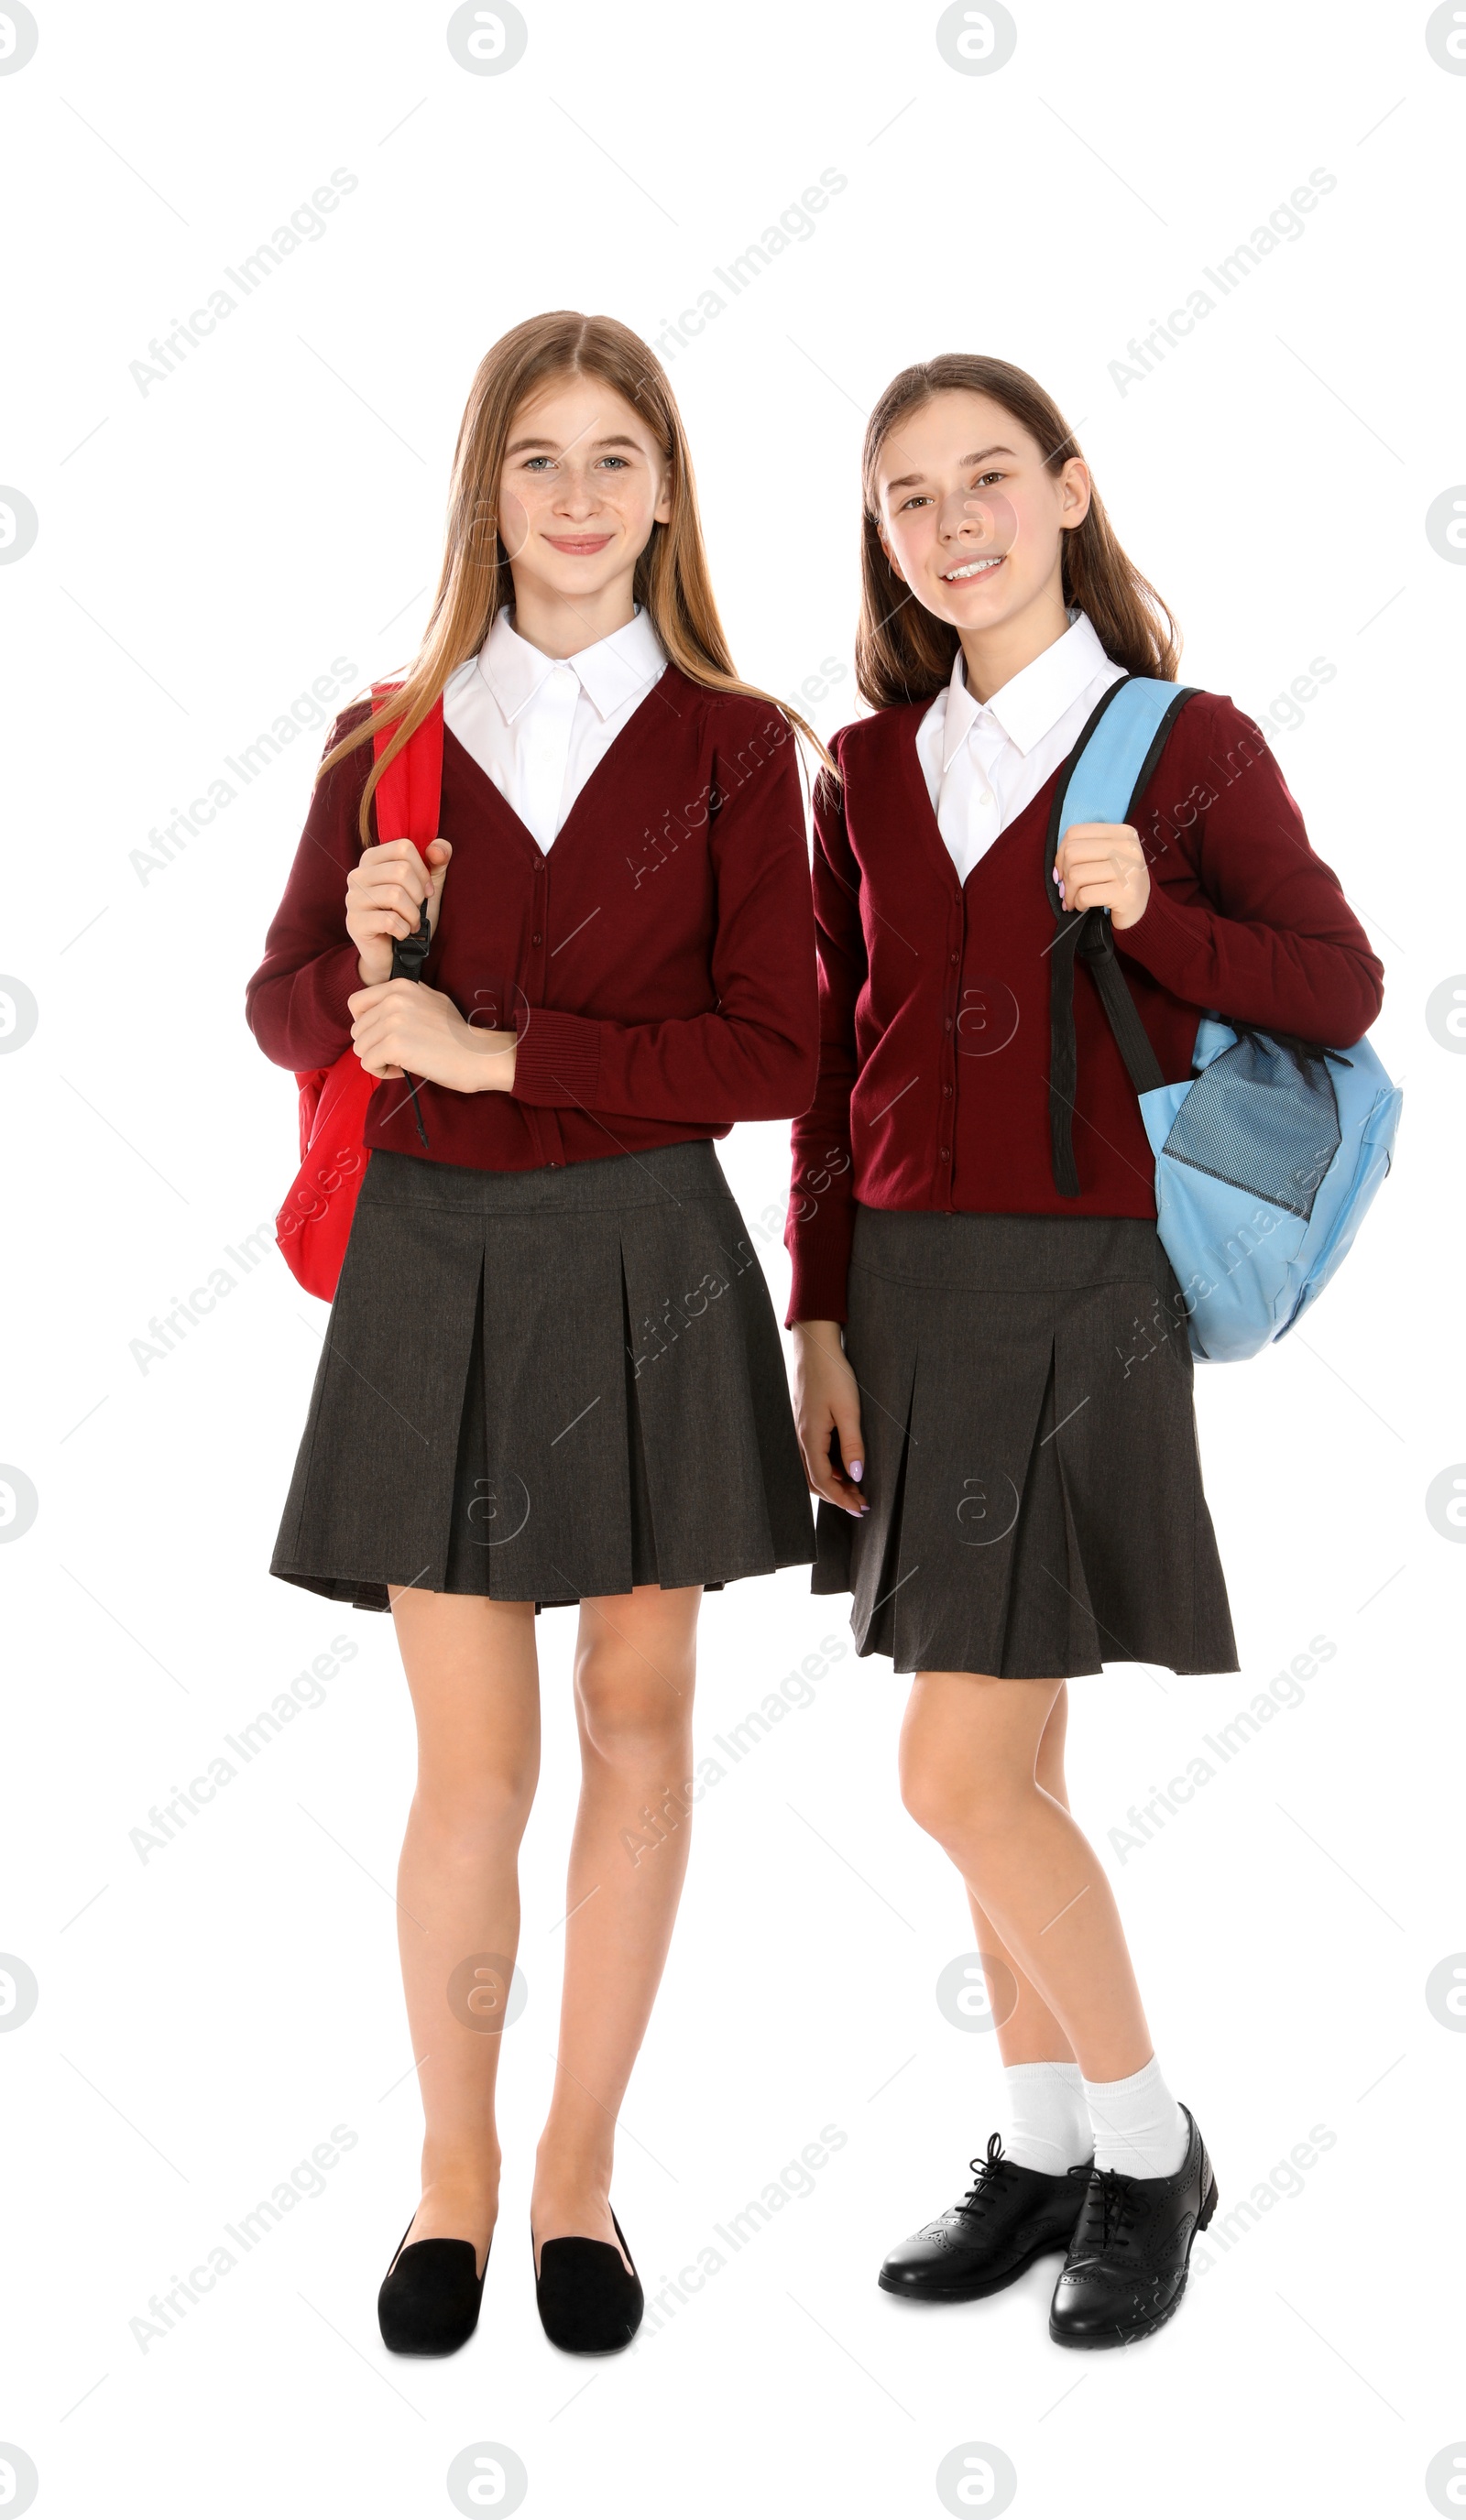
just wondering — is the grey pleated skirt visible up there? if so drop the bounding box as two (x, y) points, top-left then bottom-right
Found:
(815, 1206), (1238, 1679)
(272, 1140), (815, 1611)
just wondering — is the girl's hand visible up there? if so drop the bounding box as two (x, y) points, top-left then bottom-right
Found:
(346, 836), (453, 985)
(1054, 822), (1151, 930)
(792, 1321), (869, 1518)
(348, 976), (519, 1095)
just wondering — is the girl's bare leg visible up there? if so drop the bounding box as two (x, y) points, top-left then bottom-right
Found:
(531, 1584), (700, 2272)
(901, 1671), (1153, 2083)
(388, 1586), (542, 2275)
(965, 1681), (1078, 2066)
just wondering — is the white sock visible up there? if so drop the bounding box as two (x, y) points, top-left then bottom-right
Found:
(1083, 2055), (1189, 2179)
(1001, 2060), (1091, 2176)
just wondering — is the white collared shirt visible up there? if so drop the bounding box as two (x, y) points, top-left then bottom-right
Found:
(914, 610), (1126, 885)
(442, 604), (667, 851)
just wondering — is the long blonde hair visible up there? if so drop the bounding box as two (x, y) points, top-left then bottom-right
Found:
(322, 310), (828, 838)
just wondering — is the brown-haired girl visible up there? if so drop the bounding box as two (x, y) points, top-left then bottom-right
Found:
(246, 312), (820, 2359)
(787, 354), (1382, 2348)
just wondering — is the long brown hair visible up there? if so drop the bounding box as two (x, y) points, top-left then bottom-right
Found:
(855, 354), (1180, 711)
(323, 311), (829, 840)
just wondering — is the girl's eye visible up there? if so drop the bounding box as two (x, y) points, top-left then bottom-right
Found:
(900, 494), (931, 511)
(598, 455), (629, 471)
(971, 470), (1004, 488)
(524, 456), (554, 472)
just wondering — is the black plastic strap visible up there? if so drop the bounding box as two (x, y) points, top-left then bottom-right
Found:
(390, 899), (432, 1148)
(1047, 916), (1084, 1197)
(1080, 918), (1166, 1094)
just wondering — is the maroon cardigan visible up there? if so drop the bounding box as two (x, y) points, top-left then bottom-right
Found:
(786, 689), (1384, 1325)
(246, 668), (819, 1171)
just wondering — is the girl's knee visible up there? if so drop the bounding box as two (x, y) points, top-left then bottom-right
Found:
(899, 1728), (1032, 1846)
(412, 1755), (538, 1850)
(574, 1593), (696, 1767)
(900, 1751), (967, 1843)
(575, 1655), (690, 1771)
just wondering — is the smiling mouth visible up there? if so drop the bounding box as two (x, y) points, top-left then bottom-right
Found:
(941, 555), (1006, 583)
(544, 533), (614, 552)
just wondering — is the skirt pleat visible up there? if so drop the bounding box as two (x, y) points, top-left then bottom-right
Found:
(271, 1140), (814, 1611)
(815, 1206), (1238, 1679)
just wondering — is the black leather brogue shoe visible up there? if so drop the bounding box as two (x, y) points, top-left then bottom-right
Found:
(879, 2133), (1093, 2305)
(1048, 2103), (1218, 2349)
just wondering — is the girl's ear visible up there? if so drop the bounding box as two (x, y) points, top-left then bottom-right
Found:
(876, 523), (908, 586)
(1058, 457), (1092, 532)
(653, 467), (674, 526)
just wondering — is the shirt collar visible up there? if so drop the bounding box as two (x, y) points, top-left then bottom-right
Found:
(942, 610), (1116, 769)
(476, 604), (665, 725)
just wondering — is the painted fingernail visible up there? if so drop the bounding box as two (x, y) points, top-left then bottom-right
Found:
(848, 1458), (863, 1479)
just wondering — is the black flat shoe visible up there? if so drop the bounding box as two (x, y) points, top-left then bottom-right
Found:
(1048, 2103), (1218, 2349)
(377, 2218), (488, 2357)
(533, 2209), (643, 2354)
(879, 2133), (1093, 2304)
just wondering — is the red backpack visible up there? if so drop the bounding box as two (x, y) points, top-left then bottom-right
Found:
(274, 689), (444, 1302)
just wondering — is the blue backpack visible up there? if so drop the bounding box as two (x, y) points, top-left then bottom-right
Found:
(1045, 678), (1401, 1364)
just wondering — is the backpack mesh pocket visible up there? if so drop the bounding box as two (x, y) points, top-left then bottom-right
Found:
(1161, 1035), (1340, 1220)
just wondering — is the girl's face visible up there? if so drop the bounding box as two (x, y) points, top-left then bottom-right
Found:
(874, 388), (1090, 639)
(496, 376), (672, 623)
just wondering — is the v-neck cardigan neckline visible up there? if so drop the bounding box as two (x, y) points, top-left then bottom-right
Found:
(892, 693), (1058, 906)
(440, 658), (697, 878)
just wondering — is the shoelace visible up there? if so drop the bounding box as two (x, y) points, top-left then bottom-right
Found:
(957, 2132), (1015, 2221)
(1066, 2163), (1143, 2256)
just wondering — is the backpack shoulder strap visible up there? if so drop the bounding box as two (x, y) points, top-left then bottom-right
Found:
(370, 682), (444, 855)
(1044, 677), (1195, 888)
(1046, 678), (1198, 1195)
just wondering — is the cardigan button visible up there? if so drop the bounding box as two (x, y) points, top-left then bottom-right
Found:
(949, 951), (959, 965)
(940, 1146), (951, 1161)
(531, 933), (542, 945)
(943, 1083), (953, 1096)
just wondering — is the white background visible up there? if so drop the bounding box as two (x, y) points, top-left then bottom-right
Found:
(2, 3), (1461, 2515)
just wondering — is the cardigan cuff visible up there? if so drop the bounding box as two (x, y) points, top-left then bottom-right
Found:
(282, 941), (363, 1074)
(784, 1239), (852, 1330)
(511, 1005), (603, 1108)
(1111, 890), (1201, 996)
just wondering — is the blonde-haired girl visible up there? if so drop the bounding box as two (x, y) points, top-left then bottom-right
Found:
(248, 312), (820, 2359)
